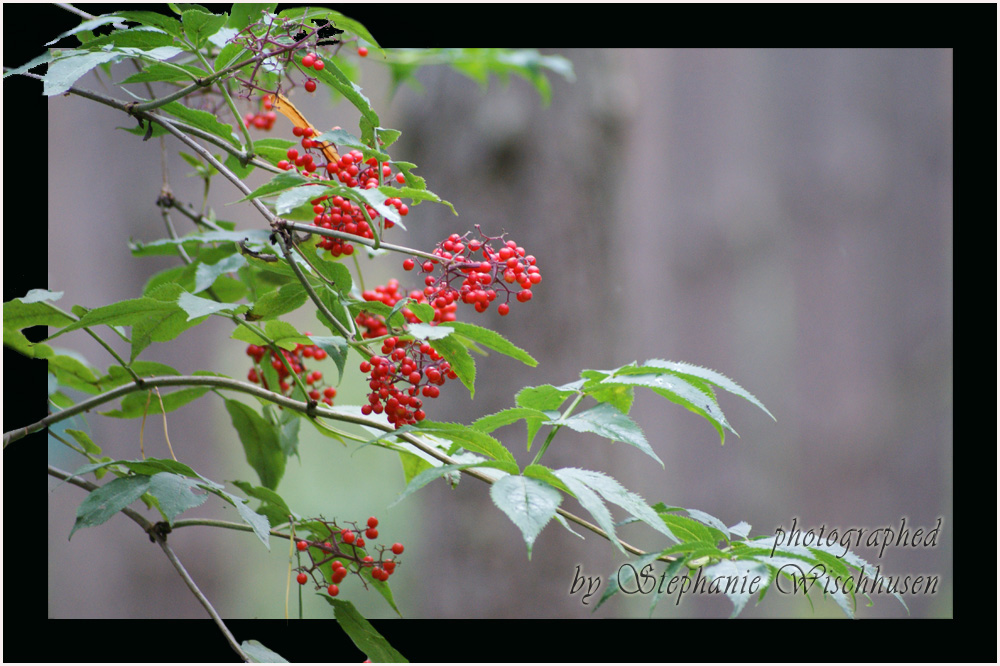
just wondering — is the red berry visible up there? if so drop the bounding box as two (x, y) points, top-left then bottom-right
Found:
(313, 59), (325, 71)
(296, 540), (308, 551)
(403, 258), (415, 271)
(327, 584), (339, 596)
(297, 572), (308, 585)
(342, 530), (356, 544)
(365, 527), (378, 540)
(367, 516), (379, 528)
(391, 543), (404, 555)
(304, 79), (317, 93)
(358, 46), (368, 57)
(498, 303), (510, 316)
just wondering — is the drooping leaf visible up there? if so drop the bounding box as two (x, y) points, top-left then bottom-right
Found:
(555, 468), (677, 542)
(147, 472), (209, 524)
(553, 402), (662, 467)
(69, 475), (152, 539)
(490, 474), (562, 559)
(231, 320), (312, 350)
(324, 599), (408, 663)
(427, 335), (475, 398)
(643, 359), (775, 420)
(248, 283), (307, 320)
(180, 8), (228, 46)
(224, 399), (286, 490)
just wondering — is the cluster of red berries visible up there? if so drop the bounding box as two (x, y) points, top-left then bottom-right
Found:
(245, 338), (336, 405)
(403, 228), (541, 316)
(294, 516), (404, 595)
(298, 52), (326, 93)
(306, 188), (406, 258)
(355, 278), (456, 339)
(359, 336), (457, 428)
(243, 95), (278, 131)
(273, 125), (409, 258)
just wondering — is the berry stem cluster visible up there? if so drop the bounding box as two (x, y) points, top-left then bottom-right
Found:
(294, 516), (404, 596)
(404, 226), (541, 316)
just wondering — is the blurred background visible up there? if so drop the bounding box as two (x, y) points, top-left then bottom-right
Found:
(43, 47), (952, 622)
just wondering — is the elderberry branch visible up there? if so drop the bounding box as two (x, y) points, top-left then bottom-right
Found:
(46, 464), (250, 662)
(277, 220), (442, 263)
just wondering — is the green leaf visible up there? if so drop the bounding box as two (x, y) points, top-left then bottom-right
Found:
(101, 386), (211, 418)
(308, 335), (348, 382)
(658, 513), (720, 544)
(601, 368), (732, 444)
(311, 257), (353, 293)
(131, 292), (209, 361)
(48, 353), (102, 393)
(114, 10), (186, 38)
(181, 9), (228, 46)
(148, 472), (209, 524)
(161, 100), (239, 147)
(325, 599), (408, 663)
(213, 41), (246, 71)
(516, 384), (576, 411)
(394, 421), (517, 466)
(231, 480), (294, 525)
(4, 297), (75, 331)
(555, 401), (662, 467)
(490, 475), (562, 558)
(241, 640), (289, 664)
(580, 369), (634, 414)
(643, 359), (775, 420)
(194, 253), (246, 293)
(228, 4), (276, 30)
(249, 283), (307, 320)
(555, 468), (677, 543)
(66, 429), (102, 455)
(3, 51), (52, 79)
(250, 137), (297, 165)
(41, 50), (120, 95)
(232, 320), (311, 350)
(69, 475), (152, 539)
(227, 492), (272, 548)
(177, 291), (246, 320)
(471, 407), (553, 434)
(448, 321), (537, 367)
(79, 28), (178, 52)
(224, 399), (286, 490)
(428, 335), (475, 398)
(48, 296), (177, 339)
